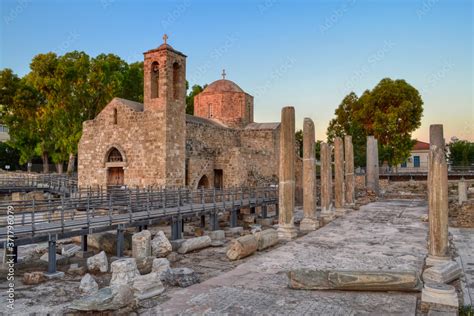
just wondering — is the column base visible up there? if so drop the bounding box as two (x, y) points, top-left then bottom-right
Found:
(426, 255), (451, 267)
(421, 282), (459, 307)
(43, 271), (65, 280)
(320, 210), (335, 224)
(335, 208), (347, 217)
(277, 224), (298, 241)
(300, 218), (319, 231)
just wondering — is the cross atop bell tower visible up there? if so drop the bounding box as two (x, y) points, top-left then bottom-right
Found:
(222, 69), (226, 80)
(143, 35), (187, 112)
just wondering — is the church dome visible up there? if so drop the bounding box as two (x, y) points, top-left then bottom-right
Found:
(203, 79), (244, 93)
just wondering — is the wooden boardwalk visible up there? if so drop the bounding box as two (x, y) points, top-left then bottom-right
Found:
(0, 185), (278, 247)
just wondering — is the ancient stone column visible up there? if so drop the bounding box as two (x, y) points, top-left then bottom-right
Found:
(366, 136), (379, 195)
(334, 137), (345, 216)
(427, 145), (449, 266)
(344, 135), (355, 205)
(277, 106), (298, 240)
(300, 118), (319, 231)
(458, 179), (468, 205)
(429, 124), (445, 150)
(320, 142), (334, 222)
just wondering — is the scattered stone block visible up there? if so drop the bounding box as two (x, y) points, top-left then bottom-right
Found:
(61, 244), (81, 258)
(249, 224), (262, 234)
(110, 258), (140, 287)
(87, 251), (108, 273)
(225, 227), (243, 237)
(152, 258), (171, 280)
(68, 263), (86, 275)
(254, 229), (279, 251)
(226, 234), (258, 261)
(177, 236), (212, 254)
(132, 272), (165, 300)
(166, 252), (180, 263)
(22, 272), (46, 285)
(136, 256), (155, 275)
(151, 231), (172, 258)
(288, 269), (422, 291)
(80, 273), (99, 295)
(206, 230), (225, 241)
(132, 230), (151, 259)
(422, 282), (459, 307)
(423, 261), (462, 284)
(72, 232), (132, 255)
(163, 268), (199, 287)
(69, 284), (134, 311)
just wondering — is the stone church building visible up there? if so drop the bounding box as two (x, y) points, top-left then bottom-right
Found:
(78, 38), (282, 189)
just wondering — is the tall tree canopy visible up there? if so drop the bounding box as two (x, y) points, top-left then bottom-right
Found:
(0, 51), (143, 173)
(448, 140), (474, 167)
(327, 78), (423, 167)
(186, 82), (206, 115)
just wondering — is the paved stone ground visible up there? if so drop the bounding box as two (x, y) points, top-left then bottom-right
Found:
(450, 227), (474, 306)
(148, 199), (429, 315)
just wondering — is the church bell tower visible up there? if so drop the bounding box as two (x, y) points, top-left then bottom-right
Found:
(143, 35), (187, 187)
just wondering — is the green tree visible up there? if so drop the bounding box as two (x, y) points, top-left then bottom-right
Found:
(186, 83), (205, 115)
(295, 129), (303, 157)
(327, 78), (423, 167)
(327, 92), (367, 167)
(448, 140), (474, 167)
(0, 142), (21, 170)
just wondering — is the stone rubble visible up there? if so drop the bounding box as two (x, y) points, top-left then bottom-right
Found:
(22, 272), (46, 285)
(109, 258), (140, 287)
(152, 258), (171, 280)
(79, 273), (99, 295)
(163, 267), (199, 288)
(132, 230), (152, 259)
(87, 251), (108, 273)
(151, 231), (172, 258)
(131, 272), (165, 300)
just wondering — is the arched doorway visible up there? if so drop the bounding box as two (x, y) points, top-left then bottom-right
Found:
(197, 175), (210, 189)
(106, 147), (124, 186)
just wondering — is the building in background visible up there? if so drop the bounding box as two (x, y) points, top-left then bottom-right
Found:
(397, 140), (430, 173)
(0, 124), (10, 142)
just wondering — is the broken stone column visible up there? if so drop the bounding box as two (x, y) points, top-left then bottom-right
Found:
(427, 146), (450, 266)
(334, 137), (345, 216)
(300, 118), (319, 231)
(366, 136), (379, 195)
(132, 230), (151, 259)
(254, 229), (279, 251)
(226, 234), (258, 260)
(458, 179), (468, 205)
(288, 269), (422, 291)
(344, 135), (355, 206)
(429, 124), (445, 150)
(320, 142), (334, 222)
(277, 106), (298, 240)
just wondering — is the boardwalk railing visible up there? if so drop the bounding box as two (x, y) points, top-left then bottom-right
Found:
(0, 186), (278, 248)
(0, 173), (78, 195)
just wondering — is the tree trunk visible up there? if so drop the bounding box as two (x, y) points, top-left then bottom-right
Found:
(56, 163), (63, 174)
(42, 152), (49, 173)
(67, 153), (75, 174)
(27, 160), (32, 173)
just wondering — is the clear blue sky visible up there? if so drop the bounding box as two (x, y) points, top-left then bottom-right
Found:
(1, 0), (472, 141)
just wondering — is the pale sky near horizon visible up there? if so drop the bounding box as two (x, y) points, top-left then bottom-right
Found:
(1, 0), (472, 142)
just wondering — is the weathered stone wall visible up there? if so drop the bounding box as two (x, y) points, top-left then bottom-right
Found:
(78, 98), (167, 188)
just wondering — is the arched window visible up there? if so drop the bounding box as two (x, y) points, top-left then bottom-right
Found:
(107, 148), (123, 162)
(113, 108), (118, 124)
(151, 61), (159, 99)
(173, 62), (180, 100)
